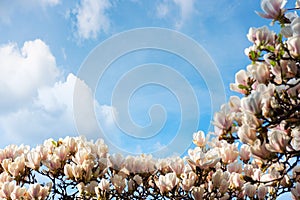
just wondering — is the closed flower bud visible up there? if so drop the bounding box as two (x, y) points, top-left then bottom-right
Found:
(193, 131), (206, 147)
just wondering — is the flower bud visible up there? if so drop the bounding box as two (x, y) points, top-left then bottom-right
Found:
(98, 178), (110, 191)
(193, 131), (206, 147)
(240, 144), (251, 162)
(257, 184), (267, 199)
(192, 186), (204, 200)
(244, 183), (256, 198)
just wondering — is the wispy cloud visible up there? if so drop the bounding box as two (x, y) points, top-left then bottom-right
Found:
(155, 0), (195, 29)
(73, 0), (111, 40)
(0, 0), (61, 24)
(173, 0), (195, 29)
(156, 1), (170, 19)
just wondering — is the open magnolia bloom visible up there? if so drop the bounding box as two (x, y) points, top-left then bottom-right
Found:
(256, 0), (287, 20)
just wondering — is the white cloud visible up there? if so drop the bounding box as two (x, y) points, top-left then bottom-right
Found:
(74, 0), (111, 40)
(97, 105), (118, 126)
(173, 0), (195, 29)
(156, 1), (169, 19)
(0, 39), (115, 148)
(0, 39), (59, 113)
(155, 0), (195, 29)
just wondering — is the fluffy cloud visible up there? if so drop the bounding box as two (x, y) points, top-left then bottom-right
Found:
(0, 39), (115, 148)
(0, 39), (59, 113)
(73, 0), (111, 40)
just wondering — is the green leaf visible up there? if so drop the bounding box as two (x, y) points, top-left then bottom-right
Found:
(250, 51), (256, 60)
(238, 84), (248, 90)
(269, 60), (276, 66)
(266, 45), (275, 52)
(52, 140), (57, 147)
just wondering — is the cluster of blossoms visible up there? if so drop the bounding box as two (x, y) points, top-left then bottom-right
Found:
(1, 0), (300, 199)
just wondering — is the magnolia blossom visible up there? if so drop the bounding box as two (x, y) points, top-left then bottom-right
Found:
(193, 131), (206, 147)
(0, 182), (15, 199)
(292, 183), (300, 200)
(230, 70), (250, 94)
(188, 147), (220, 170)
(28, 183), (50, 200)
(124, 154), (155, 174)
(155, 172), (179, 194)
(219, 142), (239, 164)
(84, 181), (98, 195)
(26, 150), (41, 170)
(94, 139), (109, 158)
(180, 171), (197, 191)
(0, 172), (13, 184)
(286, 78), (300, 97)
(241, 92), (262, 114)
(54, 145), (69, 161)
(242, 112), (261, 128)
(281, 25), (293, 38)
(227, 161), (242, 173)
(230, 172), (245, 188)
(291, 127), (300, 150)
(10, 185), (27, 200)
(293, 166), (300, 182)
(256, 0), (287, 20)
(250, 139), (273, 160)
(297, 0), (300, 7)
(260, 167), (281, 183)
(247, 26), (276, 46)
(192, 186), (205, 200)
(228, 96), (241, 112)
(111, 174), (126, 194)
(292, 17), (300, 36)
(98, 178), (110, 191)
(287, 36), (300, 58)
(73, 147), (92, 166)
(247, 63), (270, 83)
(243, 183), (257, 198)
(170, 157), (184, 175)
(108, 153), (125, 170)
(45, 154), (61, 172)
(211, 169), (230, 193)
(240, 144), (251, 162)
(257, 184), (267, 199)
(8, 155), (25, 177)
(213, 110), (233, 131)
(271, 60), (298, 84)
(133, 175), (143, 185)
(63, 136), (78, 153)
(265, 130), (290, 153)
(238, 124), (257, 145)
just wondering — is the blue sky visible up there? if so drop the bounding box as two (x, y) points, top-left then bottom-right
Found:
(0, 0), (287, 157)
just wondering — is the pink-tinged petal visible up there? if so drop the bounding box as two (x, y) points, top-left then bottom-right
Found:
(287, 36), (300, 58)
(257, 0), (287, 19)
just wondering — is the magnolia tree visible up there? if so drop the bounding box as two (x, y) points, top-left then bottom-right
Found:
(1, 0), (300, 199)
